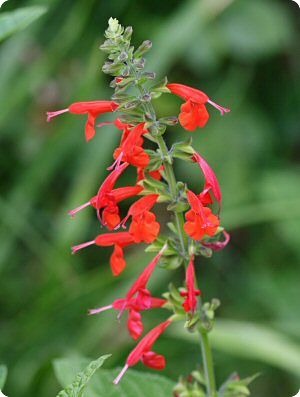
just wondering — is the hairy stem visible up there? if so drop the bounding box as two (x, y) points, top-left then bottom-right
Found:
(126, 60), (217, 397)
(127, 62), (188, 256)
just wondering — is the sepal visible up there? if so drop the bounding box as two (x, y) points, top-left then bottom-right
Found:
(138, 175), (169, 196)
(218, 373), (259, 397)
(199, 299), (220, 332)
(150, 77), (170, 94)
(159, 116), (178, 126)
(163, 283), (186, 314)
(173, 370), (206, 397)
(134, 40), (152, 58)
(172, 139), (195, 161)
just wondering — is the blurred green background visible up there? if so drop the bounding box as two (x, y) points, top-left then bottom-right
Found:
(0, 0), (300, 396)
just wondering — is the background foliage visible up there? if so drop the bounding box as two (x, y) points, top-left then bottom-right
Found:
(0, 0), (299, 396)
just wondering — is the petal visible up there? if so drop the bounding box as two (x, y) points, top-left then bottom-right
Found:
(141, 351), (166, 370)
(128, 309), (144, 340)
(110, 245), (126, 276)
(85, 114), (96, 141)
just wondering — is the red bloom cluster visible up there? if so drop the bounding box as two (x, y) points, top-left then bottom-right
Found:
(48, 103), (162, 275)
(47, 73), (230, 383)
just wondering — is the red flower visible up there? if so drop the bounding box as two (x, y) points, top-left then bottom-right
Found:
(120, 194), (159, 228)
(89, 247), (167, 340)
(68, 185), (143, 219)
(71, 232), (135, 276)
(114, 320), (172, 384)
(95, 162), (129, 225)
(89, 297), (166, 340)
(180, 256), (201, 313)
(192, 152), (222, 205)
(129, 211), (160, 243)
(125, 245), (166, 303)
(167, 83), (230, 131)
(47, 100), (118, 141)
(184, 190), (220, 241)
(113, 194), (160, 243)
(110, 123), (150, 170)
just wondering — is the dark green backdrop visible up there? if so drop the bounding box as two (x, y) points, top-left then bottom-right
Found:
(0, 0), (300, 396)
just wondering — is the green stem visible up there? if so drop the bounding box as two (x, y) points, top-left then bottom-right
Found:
(199, 329), (217, 397)
(127, 62), (188, 256)
(126, 60), (217, 397)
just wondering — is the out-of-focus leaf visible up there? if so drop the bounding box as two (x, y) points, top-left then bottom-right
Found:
(0, 6), (47, 42)
(0, 365), (7, 389)
(171, 320), (300, 377)
(54, 356), (175, 397)
(54, 354), (111, 397)
(219, 0), (293, 60)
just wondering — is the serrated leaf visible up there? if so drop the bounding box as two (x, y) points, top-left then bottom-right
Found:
(0, 365), (7, 389)
(54, 354), (111, 397)
(0, 6), (47, 42)
(54, 357), (174, 397)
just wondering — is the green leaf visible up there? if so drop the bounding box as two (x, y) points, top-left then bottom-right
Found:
(54, 354), (111, 397)
(0, 6), (47, 42)
(54, 357), (175, 397)
(0, 365), (7, 389)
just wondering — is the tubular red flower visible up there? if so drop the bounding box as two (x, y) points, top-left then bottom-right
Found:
(126, 246), (167, 301)
(47, 100), (118, 141)
(129, 211), (160, 243)
(120, 194), (159, 228)
(184, 190), (220, 241)
(113, 320), (172, 384)
(89, 247), (167, 339)
(90, 296), (165, 340)
(72, 232), (135, 276)
(110, 122), (149, 170)
(96, 162), (129, 224)
(68, 185), (143, 219)
(95, 232), (135, 247)
(89, 296), (166, 340)
(167, 83), (230, 131)
(180, 256), (201, 313)
(192, 152), (222, 205)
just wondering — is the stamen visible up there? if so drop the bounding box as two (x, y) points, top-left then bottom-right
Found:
(88, 304), (113, 315)
(97, 121), (114, 128)
(207, 99), (230, 116)
(117, 300), (127, 321)
(107, 152), (124, 171)
(68, 201), (91, 218)
(46, 108), (69, 122)
(118, 214), (130, 230)
(71, 240), (95, 254)
(113, 364), (129, 385)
